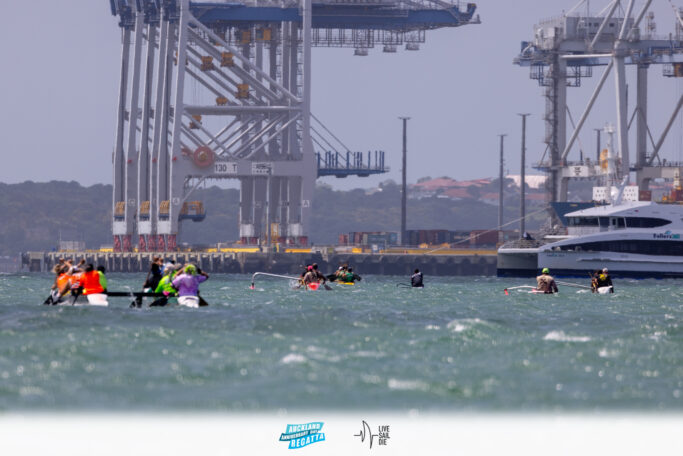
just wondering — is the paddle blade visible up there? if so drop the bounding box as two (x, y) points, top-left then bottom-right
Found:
(308, 282), (320, 291)
(504, 289), (509, 296)
(249, 283), (255, 290)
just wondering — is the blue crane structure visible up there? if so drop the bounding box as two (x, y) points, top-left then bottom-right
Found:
(108, 0), (478, 251)
(514, 0), (683, 205)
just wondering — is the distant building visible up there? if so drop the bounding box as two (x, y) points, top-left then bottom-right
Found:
(410, 177), (492, 199)
(507, 174), (547, 190)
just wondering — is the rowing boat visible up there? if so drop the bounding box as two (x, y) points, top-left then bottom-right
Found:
(178, 296), (200, 308)
(51, 293), (109, 306)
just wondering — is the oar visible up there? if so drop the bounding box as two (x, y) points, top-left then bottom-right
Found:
(250, 272), (302, 289)
(556, 280), (592, 290)
(106, 291), (166, 298)
(503, 285), (537, 295)
(396, 283), (412, 288)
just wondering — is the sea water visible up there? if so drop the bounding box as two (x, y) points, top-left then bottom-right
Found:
(0, 273), (681, 411)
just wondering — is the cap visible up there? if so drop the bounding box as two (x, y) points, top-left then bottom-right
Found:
(602, 268), (608, 273)
(307, 266), (313, 271)
(542, 267), (550, 274)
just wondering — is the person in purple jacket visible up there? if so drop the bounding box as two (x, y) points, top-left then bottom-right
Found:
(172, 264), (209, 306)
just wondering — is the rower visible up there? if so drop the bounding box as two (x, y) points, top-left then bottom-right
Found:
(97, 266), (108, 293)
(595, 268), (614, 293)
(411, 269), (424, 288)
(303, 265), (316, 286)
(81, 264), (105, 296)
(150, 264), (180, 307)
(335, 265), (348, 280)
(341, 267), (361, 283)
(172, 264), (209, 306)
(312, 263), (327, 284)
(536, 268), (559, 294)
(144, 257), (163, 292)
(46, 265), (72, 304)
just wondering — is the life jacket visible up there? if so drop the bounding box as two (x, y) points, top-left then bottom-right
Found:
(81, 271), (105, 295)
(155, 275), (177, 295)
(343, 272), (355, 283)
(70, 271), (84, 290)
(97, 271), (108, 290)
(56, 273), (71, 291)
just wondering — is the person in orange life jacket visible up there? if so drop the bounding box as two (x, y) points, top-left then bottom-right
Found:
(46, 265), (72, 304)
(81, 264), (105, 295)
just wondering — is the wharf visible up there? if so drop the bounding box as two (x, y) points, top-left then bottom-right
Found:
(25, 251), (497, 277)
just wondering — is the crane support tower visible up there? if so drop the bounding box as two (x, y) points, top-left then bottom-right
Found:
(514, 0), (683, 204)
(108, 0), (478, 251)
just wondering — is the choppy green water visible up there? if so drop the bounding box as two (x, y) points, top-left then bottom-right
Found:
(0, 273), (682, 411)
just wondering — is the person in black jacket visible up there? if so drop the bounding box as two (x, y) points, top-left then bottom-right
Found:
(411, 269), (424, 288)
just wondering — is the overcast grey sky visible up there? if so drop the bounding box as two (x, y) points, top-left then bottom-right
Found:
(1, 0), (682, 189)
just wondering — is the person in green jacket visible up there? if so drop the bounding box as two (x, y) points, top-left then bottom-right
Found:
(97, 266), (108, 293)
(341, 267), (362, 283)
(150, 265), (180, 307)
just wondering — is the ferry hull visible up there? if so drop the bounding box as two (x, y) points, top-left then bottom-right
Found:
(497, 249), (538, 277)
(539, 250), (683, 279)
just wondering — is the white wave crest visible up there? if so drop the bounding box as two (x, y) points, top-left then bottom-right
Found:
(387, 378), (429, 392)
(280, 353), (307, 364)
(543, 330), (591, 343)
(446, 318), (486, 333)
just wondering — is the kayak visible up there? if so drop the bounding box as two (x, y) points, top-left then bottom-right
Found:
(597, 286), (613, 294)
(52, 293), (109, 307)
(178, 296), (200, 308)
(337, 282), (355, 286)
(177, 296), (209, 307)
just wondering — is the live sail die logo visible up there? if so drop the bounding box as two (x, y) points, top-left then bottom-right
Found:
(279, 422), (326, 449)
(354, 420), (390, 449)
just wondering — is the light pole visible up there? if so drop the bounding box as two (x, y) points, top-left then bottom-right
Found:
(399, 117), (410, 246)
(518, 113), (530, 239)
(498, 134), (507, 243)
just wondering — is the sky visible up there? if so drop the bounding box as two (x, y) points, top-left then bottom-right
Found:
(1, 0), (682, 190)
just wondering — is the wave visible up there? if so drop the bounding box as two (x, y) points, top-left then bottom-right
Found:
(543, 330), (591, 343)
(387, 378), (429, 392)
(446, 318), (488, 333)
(280, 353), (307, 364)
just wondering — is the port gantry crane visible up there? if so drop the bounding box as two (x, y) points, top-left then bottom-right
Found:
(514, 0), (683, 204)
(108, 0), (478, 252)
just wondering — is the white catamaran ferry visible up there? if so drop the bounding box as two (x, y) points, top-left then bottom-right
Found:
(498, 121), (683, 278)
(498, 201), (683, 278)
(542, 201), (683, 278)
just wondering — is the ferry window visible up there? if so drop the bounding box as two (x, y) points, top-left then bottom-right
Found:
(610, 217), (625, 228)
(599, 217), (609, 227)
(625, 217), (671, 228)
(568, 217), (599, 227)
(560, 240), (683, 256)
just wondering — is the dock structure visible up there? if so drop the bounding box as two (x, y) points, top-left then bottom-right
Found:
(27, 251), (496, 276)
(514, 0), (683, 203)
(108, 0), (478, 252)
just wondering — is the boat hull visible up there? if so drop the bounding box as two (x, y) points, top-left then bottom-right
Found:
(539, 250), (683, 279)
(497, 248), (539, 277)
